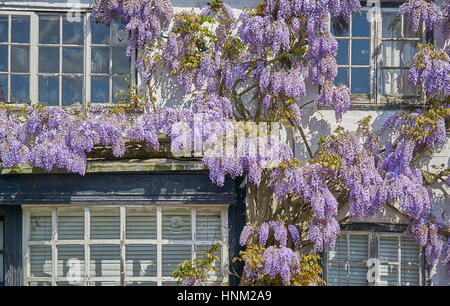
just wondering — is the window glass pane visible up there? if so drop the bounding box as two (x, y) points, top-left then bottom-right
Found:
(331, 16), (349, 37)
(126, 207), (156, 239)
(125, 245), (157, 277)
(11, 15), (30, 43)
(62, 47), (83, 73)
(63, 17), (83, 45)
(91, 76), (109, 103)
(112, 76), (127, 103)
(379, 264), (398, 286)
(91, 47), (109, 74)
(0, 15), (7, 42)
(162, 208), (191, 240)
(349, 235), (368, 262)
(328, 262), (347, 286)
(196, 208), (222, 241)
(379, 236), (399, 262)
(39, 47), (59, 73)
(111, 21), (128, 45)
(336, 40), (348, 65)
(11, 74), (29, 103)
(401, 238), (420, 264)
(329, 235), (347, 262)
(0, 75), (7, 102)
(29, 281), (52, 286)
(39, 76), (59, 106)
(382, 41), (417, 67)
(352, 13), (370, 37)
(0, 46), (7, 72)
(30, 245), (52, 277)
(30, 209), (51, 241)
(335, 68), (349, 87)
(112, 47), (129, 74)
(351, 40), (370, 65)
(196, 244), (222, 280)
(351, 68), (369, 94)
(91, 21), (110, 44)
(62, 75), (83, 106)
(349, 263), (367, 286)
(162, 245), (191, 276)
(89, 244), (120, 278)
(381, 69), (419, 96)
(382, 12), (401, 38)
(57, 208), (84, 240)
(401, 265), (420, 286)
(39, 15), (60, 44)
(57, 245), (85, 284)
(404, 17), (423, 39)
(90, 207), (120, 239)
(11, 45), (29, 73)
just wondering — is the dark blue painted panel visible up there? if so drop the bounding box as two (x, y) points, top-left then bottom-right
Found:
(0, 172), (235, 205)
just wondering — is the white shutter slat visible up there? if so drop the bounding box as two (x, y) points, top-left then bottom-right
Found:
(162, 245), (191, 276)
(327, 263), (347, 286)
(126, 208), (156, 239)
(379, 237), (399, 262)
(125, 244), (157, 277)
(349, 263), (368, 286)
(162, 208), (191, 241)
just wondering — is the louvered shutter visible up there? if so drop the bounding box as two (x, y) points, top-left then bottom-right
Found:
(125, 244), (157, 277)
(30, 209), (51, 241)
(90, 207), (120, 239)
(57, 244), (85, 285)
(30, 245), (52, 277)
(348, 235), (368, 286)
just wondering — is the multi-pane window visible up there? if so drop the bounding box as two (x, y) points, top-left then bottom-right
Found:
(0, 14), (31, 103)
(0, 218), (3, 286)
(332, 8), (372, 95)
(332, 3), (426, 103)
(23, 205), (228, 286)
(327, 232), (422, 286)
(0, 11), (132, 105)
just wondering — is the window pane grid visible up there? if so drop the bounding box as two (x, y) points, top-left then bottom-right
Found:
(24, 205), (228, 286)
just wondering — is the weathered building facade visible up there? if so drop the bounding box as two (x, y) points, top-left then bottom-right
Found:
(0, 0), (448, 286)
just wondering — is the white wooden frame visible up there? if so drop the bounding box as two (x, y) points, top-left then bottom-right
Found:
(326, 230), (423, 286)
(0, 7), (135, 106)
(22, 204), (230, 286)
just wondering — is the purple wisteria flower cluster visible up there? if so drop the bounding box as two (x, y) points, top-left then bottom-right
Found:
(239, 222), (302, 285)
(397, 0), (443, 33)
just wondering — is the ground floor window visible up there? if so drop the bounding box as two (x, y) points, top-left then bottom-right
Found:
(22, 205), (228, 286)
(327, 231), (422, 286)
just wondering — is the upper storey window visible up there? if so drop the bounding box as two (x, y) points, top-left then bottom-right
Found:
(0, 9), (133, 106)
(332, 2), (426, 104)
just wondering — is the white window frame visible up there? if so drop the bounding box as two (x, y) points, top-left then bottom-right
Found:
(326, 230), (424, 286)
(0, 5), (136, 106)
(22, 205), (229, 286)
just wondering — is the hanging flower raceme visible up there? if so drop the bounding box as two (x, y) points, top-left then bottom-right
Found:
(397, 0), (442, 33)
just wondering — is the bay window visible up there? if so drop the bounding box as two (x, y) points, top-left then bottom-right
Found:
(23, 205), (228, 286)
(0, 10), (133, 105)
(327, 231), (423, 286)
